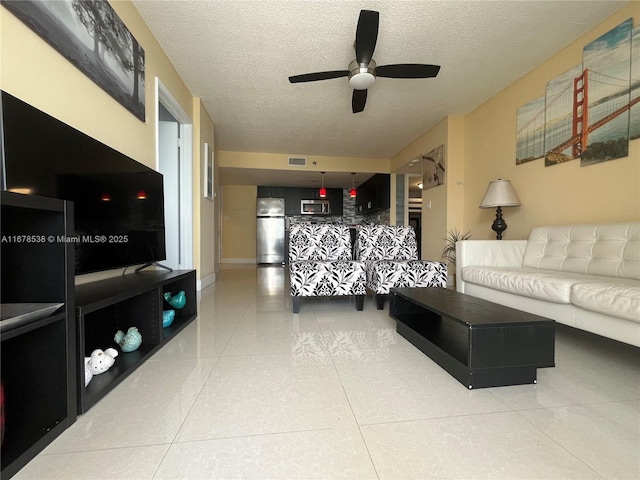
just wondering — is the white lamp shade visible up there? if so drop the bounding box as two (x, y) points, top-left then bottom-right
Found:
(479, 179), (521, 208)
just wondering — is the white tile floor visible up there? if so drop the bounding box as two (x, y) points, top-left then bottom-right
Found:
(15, 266), (640, 480)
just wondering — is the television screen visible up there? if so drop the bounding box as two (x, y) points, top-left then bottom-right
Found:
(0, 91), (166, 274)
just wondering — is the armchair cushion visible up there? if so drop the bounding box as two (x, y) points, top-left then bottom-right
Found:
(356, 224), (419, 261)
(366, 259), (447, 295)
(289, 223), (352, 262)
(290, 260), (367, 297)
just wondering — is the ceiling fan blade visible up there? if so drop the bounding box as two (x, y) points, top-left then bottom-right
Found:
(376, 64), (441, 79)
(352, 89), (367, 114)
(288, 70), (349, 83)
(355, 10), (379, 64)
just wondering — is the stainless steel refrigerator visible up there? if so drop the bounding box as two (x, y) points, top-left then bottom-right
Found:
(256, 197), (285, 264)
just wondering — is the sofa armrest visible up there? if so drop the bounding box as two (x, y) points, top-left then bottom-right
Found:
(456, 240), (527, 293)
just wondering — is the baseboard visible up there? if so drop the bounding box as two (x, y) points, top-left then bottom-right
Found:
(221, 258), (256, 264)
(197, 272), (216, 290)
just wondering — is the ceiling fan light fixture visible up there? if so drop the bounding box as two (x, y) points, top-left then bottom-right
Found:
(348, 60), (376, 89)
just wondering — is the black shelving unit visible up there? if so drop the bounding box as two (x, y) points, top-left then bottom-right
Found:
(75, 269), (196, 414)
(1, 192), (76, 480)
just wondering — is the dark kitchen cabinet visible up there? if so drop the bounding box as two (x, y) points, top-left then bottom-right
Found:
(326, 189), (343, 216)
(356, 174), (390, 215)
(256, 186), (285, 198)
(297, 187), (342, 216)
(257, 186), (342, 216)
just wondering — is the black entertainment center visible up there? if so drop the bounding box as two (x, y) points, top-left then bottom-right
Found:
(0, 92), (198, 479)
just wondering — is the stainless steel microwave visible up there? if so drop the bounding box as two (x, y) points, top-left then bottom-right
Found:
(300, 199), (331, 215)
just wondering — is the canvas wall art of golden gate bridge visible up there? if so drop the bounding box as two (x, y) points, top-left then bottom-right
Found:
(516, 18), (639, 167)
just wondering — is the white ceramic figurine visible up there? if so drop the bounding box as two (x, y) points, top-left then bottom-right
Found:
(85, 348), (119, 386)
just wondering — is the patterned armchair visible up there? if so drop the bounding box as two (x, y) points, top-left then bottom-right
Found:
(355, 224), (447, 309)
(289, 223), (366, 313)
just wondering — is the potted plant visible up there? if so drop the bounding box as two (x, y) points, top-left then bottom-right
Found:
(441, 228), (472, 288)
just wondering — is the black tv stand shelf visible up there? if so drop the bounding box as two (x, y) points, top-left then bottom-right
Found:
(75, 270), (196, 414)
(1, 192), (76, 480)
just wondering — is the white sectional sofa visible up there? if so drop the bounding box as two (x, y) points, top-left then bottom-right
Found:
(456, 222), (640, 347)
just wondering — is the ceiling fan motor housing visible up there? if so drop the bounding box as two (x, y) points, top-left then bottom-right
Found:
(348, 59), (376, 89)
(288, 10), (440, 113)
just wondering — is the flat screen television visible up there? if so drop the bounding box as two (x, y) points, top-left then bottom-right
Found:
(0, 91), (166, 275)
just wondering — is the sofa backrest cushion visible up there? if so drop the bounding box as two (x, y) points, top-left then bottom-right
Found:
(356, 224), (418, 261)
(523, 222), (640, 280)
(289, 223), (353, 262)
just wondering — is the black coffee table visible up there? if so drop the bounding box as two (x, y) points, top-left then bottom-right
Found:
(389, 287), (555, 389)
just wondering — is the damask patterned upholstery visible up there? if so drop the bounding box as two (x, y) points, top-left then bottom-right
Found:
(289, 223), (366, 313)
(356, 224), (447, 309)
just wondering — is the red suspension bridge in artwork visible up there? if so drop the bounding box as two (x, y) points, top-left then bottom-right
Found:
(517, 68), (640, 159)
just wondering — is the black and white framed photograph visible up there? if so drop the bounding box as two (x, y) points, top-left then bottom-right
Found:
(204, 142), (214, 200)
(422, 144), (445, 190)
(3, 0), (145, 121)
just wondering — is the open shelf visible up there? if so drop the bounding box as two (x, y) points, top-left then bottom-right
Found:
(161, 274), (197, 341)
(392, 310), (470, 366)
(75, 270), (196, 414)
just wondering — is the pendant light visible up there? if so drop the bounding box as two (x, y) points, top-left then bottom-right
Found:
(349, 172), (357, 198)
(319, 171), (327, 198)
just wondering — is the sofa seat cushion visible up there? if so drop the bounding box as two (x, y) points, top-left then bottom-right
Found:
(290, 260), (366, 297)
(366, 260), (447, 294)
(461, 266), (607, 303)
(571, 280), (640, 322)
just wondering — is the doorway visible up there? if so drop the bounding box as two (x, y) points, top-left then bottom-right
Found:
(409, 212), (422, 259)
(407, 174), (423, 259)
(155, 78), (193, 270)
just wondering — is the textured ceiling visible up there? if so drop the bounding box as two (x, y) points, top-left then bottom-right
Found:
(132, 0), (628, 186)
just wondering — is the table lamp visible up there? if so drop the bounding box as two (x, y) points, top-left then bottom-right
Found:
(479, 179), (521, 240)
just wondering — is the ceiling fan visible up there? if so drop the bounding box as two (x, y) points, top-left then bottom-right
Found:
(288, 9), (441, 114)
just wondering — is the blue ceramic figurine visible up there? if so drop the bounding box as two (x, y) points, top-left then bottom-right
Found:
(163, 309), (175, 328)
(114, 326), (142, 352)
(164, 290), (186, 309)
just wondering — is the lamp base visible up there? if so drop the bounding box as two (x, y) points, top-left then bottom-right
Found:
(492, 206), (507, 240)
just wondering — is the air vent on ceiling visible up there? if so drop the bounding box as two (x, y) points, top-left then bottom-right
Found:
(288, 156), (307, 167)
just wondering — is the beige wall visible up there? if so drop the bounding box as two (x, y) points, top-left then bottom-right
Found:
(219, 151), (388, 174)
(221, 185), (257, 262)
(463, 2), (640, 240)
(390, 117), (461, 262)
(1, 1), (217, 284)
(195, 100), (218, 282)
